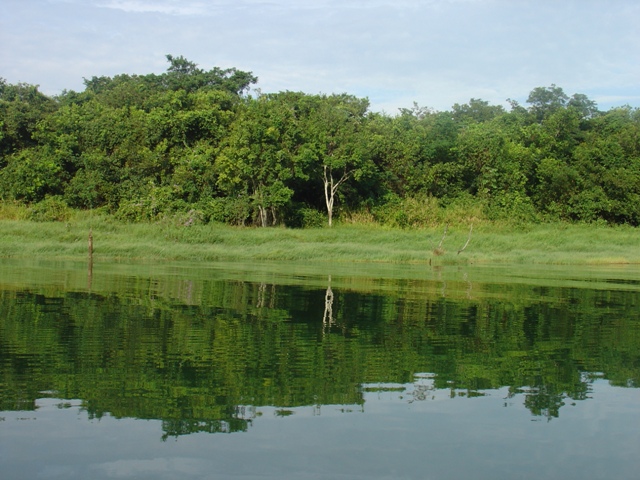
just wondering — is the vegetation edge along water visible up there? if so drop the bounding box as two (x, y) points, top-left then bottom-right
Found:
(3, 57), (640, 238)
(1, 209), (639, 265)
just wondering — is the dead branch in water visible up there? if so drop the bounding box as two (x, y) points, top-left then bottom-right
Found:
(433, 224), (448, 256)
(437, 224), (448, 248)
(457, 224), (473, 255)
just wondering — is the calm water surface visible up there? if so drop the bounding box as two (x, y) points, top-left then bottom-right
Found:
(1, 259), (639, 479)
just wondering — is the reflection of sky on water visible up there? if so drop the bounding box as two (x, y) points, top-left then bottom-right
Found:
(2, 380), (639, 480)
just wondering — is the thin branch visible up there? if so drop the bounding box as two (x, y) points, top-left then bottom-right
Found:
(433, 224), (448, 256)
(333, 168), (353, 192)
(437, 224), (448, 249)
(457, 224), (473, 255)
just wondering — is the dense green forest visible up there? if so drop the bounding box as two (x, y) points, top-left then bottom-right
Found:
(2, 55), (640, 227)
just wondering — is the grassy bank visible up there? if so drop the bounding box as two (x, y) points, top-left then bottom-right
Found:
(0, 214), (639, 265)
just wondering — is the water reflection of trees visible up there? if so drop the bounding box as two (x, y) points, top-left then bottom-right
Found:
(0, 275), (639, 435)
(323, 276), (334, 330)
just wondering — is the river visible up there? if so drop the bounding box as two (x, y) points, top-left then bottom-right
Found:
(1, 259), (639, 479)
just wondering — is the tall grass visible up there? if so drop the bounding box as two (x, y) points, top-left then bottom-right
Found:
(0, 206), (639, 265)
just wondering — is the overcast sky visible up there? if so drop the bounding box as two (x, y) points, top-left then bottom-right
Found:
(2, 0), (639, 113)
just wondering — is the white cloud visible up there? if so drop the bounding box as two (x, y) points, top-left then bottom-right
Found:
(2, 0), (639, 112)
(95, 0), (210, 15)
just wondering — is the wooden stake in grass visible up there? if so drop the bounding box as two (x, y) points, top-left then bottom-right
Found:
(457, 224), (473, 255)
(88, 228), (94, 290)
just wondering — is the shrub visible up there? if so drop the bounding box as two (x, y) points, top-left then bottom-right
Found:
(298, 208), (326, 228)
(439, 193), (487, 226)
(0, 201), (29, 220)
(485, 191), (539, 224)
(201, 197), (251, 226)
(0, 148), (64, 202)
(173, 208), (205, 227)
(373, 194), (440, 228)
(114, 186), (188, 222)
(26, 196), (73, 222)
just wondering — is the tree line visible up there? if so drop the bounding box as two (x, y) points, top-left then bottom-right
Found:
(2, 55), (640, 227)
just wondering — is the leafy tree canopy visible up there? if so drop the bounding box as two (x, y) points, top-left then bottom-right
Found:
(4, 66), (640, 227)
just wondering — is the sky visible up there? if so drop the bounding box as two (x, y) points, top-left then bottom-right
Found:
(2, 0), (639, 114)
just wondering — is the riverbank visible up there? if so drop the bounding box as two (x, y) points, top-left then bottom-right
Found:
(1, 217), (639, 265)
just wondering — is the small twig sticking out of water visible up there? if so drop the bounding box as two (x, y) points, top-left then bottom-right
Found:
(457, 224), (473, 255)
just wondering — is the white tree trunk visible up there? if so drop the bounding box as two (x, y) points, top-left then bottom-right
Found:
(257, 205), (267, 227)
(323, 165), (351, 228)
(323, 275), (334, 334)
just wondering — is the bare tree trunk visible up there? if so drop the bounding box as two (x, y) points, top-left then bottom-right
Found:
(323, 166), (334, 227)
(256, 282), (266, 308)
(323, 275), (334, 334)
(323, 165), (351, 228)
(257, 205), (267, 227)
(253, 185), (268, 227)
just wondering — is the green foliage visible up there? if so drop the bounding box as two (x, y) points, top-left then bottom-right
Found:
(1, 262), (638, 430)
(3, 216), (640, 265)
(3, 68), (640, 228)
(0, 201), (29, 220)
(0, 147), (66, 202)
(202, 196), (252, 226)
(292, 208), (327, 228)
(26, 195), (73, 222)
(372, 194), (441, 228)
(438, 193), (487, 225)
(215, 94), (303, 226)
(526, 84), (570, 122)
(0, 78), (58, 156)
(81, 55), (257, 103)
(115, 185), (187, 222)
(64, 166), (110, 209)
(452, 98), (505, 124)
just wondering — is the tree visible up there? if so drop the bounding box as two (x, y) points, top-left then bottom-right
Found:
(452, 98), (505, 124)
(158, 55), (258, 95)
(301, 94), (372, 226)
(455, 119), (535, 220)
(568, 107), (640, 224)
(79, 55), (258, 107)
(567, 93), (599, 119)
(0, 79), (57, 157)
(215, 94), (305, 226)
(165, 54), (199, 75)
(527, 84), (569, 122)
(0, 147), (66, 202)
(365, 112), (419, 198)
